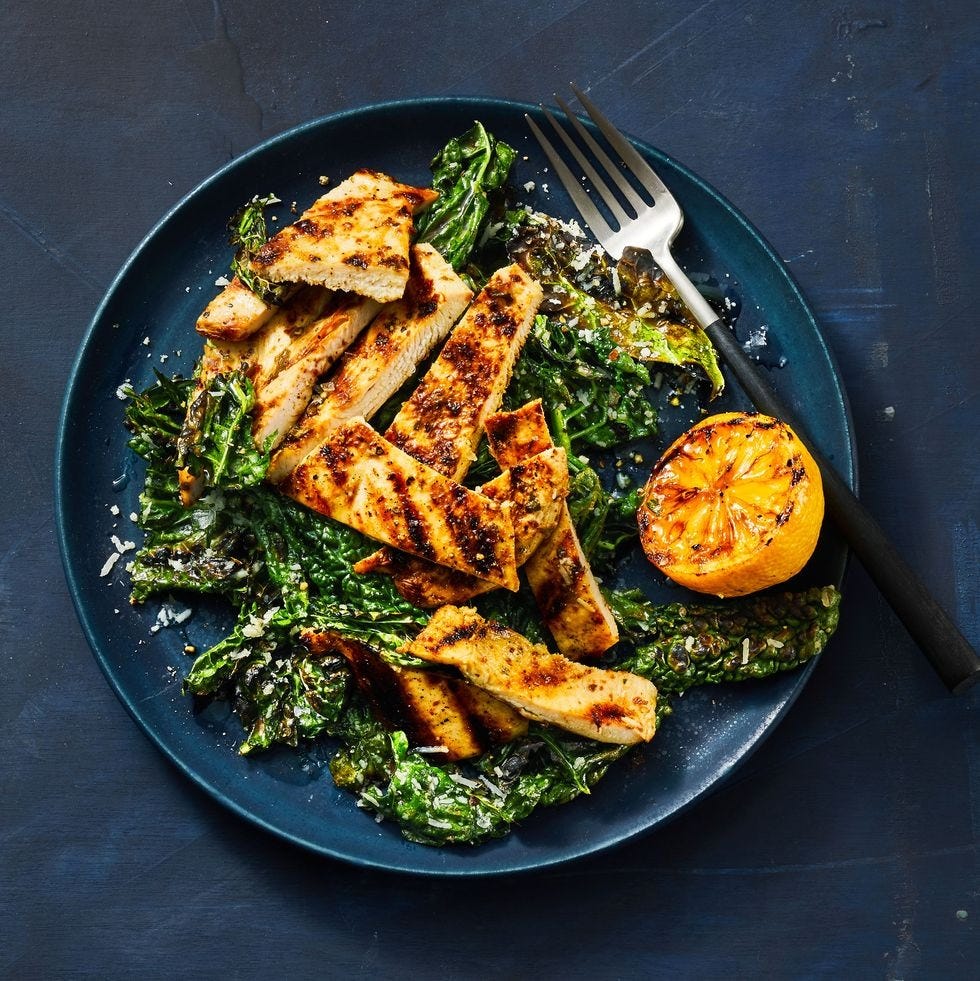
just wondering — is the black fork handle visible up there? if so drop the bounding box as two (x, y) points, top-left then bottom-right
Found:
(704, 317), (980, 694)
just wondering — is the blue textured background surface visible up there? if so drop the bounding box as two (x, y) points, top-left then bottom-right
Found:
(2, 1), (977, 977)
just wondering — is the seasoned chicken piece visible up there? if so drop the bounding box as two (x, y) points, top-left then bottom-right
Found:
(267, 244), (472, 481)
(195, 275), (282, 342)
(281, 418), (519, 590)
(177, 288), (332, 502)
(302, 630), (527, 762)
(483, 399), (555, 465)
(485, 400), (620, 660)
(251, 293), (380, 449)
(246, 285), (337, 390)
(367, 447), (569, 608)
(402, 607), (658, 745)
(383, 263), (543, 479)
(355, 263), (542, 576)
(250, 170), (438, 303)
(524, 516), (620, 659)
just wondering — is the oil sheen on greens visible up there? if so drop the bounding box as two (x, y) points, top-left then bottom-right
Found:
(123, 123), (840, 846)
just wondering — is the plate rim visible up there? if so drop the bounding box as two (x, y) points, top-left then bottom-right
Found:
(55, 95), (856, 876)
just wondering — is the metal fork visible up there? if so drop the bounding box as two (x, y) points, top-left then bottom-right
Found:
(527, 85), (979, 694)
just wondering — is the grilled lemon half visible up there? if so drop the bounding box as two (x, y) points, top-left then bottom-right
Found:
(638, 412), (825, 597)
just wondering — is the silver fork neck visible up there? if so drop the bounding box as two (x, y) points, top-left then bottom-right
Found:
(651, 247), (719, 329)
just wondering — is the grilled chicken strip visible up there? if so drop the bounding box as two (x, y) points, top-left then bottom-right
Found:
(281, 418), (519, 590)
(383, 262), (543, 479)
(250, 170), (438, 303)
(267, 244), (472, 481)
(302, 630), (527, 762)
(246, 285), (337, 390)
(485, 400), (620, 660)
(402, 606), (658, 745)
(251, 293), (380, 449)
(195, 275), (281, 342)
(369, 447), (569, 608)
(176, 288), (331, 504)
(355, 262), (542, 576)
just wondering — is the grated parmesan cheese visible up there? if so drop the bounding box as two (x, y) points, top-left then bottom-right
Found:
(99, 552), (121, 577)
(111, 534), (136, 554)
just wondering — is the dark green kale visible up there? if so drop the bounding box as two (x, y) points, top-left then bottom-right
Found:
(183, 603), (350, 755)
(228, 194), (290, 306)
(509, 212), (724, 396)
(507, 314), (658, 454)
(125, 372), (251, 602)
(246, 488), (426, 641)
(177, 371), (271, 493)
(611, 586), (841, 693)
(416, 121), (516, 273)
(333, 725), (630, 846)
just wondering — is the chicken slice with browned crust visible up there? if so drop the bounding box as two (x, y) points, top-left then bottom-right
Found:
(302, 630), (527, 762)
(382, 262), (543, 479)
(251, 293), (380, 450)
(195, 275), (284, 342)
(402, 606), (658, 745)
(354, 263), (542, 577)
(485, 400), (620, 660)
(250, 170), (438, 302)
(370, 446), (569, 608)
(281, 419), (519, 590)
(267, 244), (473, 481)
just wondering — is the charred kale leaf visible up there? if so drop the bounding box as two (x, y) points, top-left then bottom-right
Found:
(183, 603), (350, 755)
(611, 586), (841, 693)
(333, 724), (630, 846)
(510, 212), (723, 396)
(416, 121), (516, 273)
(125, 372), (251, 602)
(228, 194), (290, 306)
(177, 370), (271, 493)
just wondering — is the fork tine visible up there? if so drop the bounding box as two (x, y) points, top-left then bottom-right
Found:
(541, 104), (631, 225)
(570, 83), (674, 203)
(524, 112), (615, 244)
(554, 93), (648, 213)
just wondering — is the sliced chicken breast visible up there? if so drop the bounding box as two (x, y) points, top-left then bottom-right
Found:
(354, 263), (543, 576)
(369, 447), (569, 608)
(195, 275), (281, 342)
(281, 418), (519, 590)
(250, 170), (438, 302)
(267, 244), (472, 481)
(383, 263), (543, 480)
(246, 285), (336, 390)
(402, 606), (658, 745)
(485, 400), (620, 660)
(251, 293), (380, 449)
(302, 630), (528, 762)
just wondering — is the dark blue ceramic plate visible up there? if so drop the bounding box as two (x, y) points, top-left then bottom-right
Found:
(56, 98), (854, 876)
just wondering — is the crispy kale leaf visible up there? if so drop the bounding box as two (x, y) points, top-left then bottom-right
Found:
(610, 586), (841, 693)
(228, 194), (290, 306)
(183, 603), (350, 755)
(332, 723), (630, 846)
(177, 370), (271, 493)
(180, 484), (427, 752)
(125, 373), (251, 602)
(510, 212), (723, 396)
(507, 314), (657, 454)
(416, 121), (516, 272)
